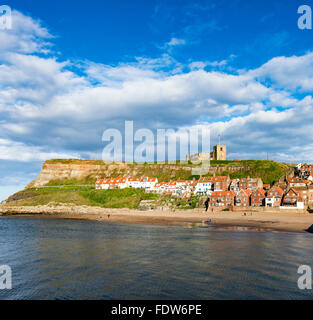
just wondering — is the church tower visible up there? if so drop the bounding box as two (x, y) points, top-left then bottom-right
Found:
(212, 145), (227, 160)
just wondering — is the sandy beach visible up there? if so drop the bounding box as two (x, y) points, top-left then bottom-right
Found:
(1, 204), (313, 233)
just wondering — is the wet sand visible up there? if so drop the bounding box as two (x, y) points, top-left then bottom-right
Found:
(1, 205), (313, 233)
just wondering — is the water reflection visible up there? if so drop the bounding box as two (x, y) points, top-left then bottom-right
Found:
(0, 217), (313, 300)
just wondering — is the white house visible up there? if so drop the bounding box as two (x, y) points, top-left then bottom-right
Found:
(127, 177), (143, 189)
(95, 178), (104, 190)
(95, 178), (111, 189)
(195, 177), (213, 195)
(140, 177), (158, 190)
(165, 181), (179, 194)
(186, 181), (198, 194)
(151, 182), (168, 193)
(116, 178), (128, 189)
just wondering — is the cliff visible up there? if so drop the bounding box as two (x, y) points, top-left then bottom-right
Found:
(26, 159), (246, 188)
(26, 159), (290, 188)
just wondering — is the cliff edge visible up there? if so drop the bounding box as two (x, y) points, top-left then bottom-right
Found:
(26, 159), (250, 188)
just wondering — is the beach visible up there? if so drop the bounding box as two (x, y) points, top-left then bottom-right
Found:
(1, 204), (313, 233)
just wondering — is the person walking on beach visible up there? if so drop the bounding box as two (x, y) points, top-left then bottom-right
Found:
(205, 198), (209, 212)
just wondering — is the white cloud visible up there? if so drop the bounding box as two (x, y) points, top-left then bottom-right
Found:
(0, 10), (52, 56)
(251, 52), (313, 92)
(166, 37), (186, 46)
(1, 10), (313, 166)
(0, 138), (79, 162)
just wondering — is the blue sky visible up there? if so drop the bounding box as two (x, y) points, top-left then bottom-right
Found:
(8, 0), (311, 68)
(1, 0), (313, 200)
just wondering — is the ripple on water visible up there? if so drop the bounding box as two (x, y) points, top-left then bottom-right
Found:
(0, 217), (313, 300)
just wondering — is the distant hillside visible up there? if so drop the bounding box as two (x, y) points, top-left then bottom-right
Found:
(1, 159), (292, 210)
(27, 159), (291, 188)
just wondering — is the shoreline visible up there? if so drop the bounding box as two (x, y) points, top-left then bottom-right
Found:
(1, 204), (313, 233)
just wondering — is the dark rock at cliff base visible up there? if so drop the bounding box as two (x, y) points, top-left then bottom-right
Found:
(306, 224), (313, 233)
(5, 191), (39, 203)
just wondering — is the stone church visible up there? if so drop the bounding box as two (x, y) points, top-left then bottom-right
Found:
(187, 145), (227, 162)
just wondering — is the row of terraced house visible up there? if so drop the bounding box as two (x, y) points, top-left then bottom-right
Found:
(95, 177), (198, 195)
(95, 176), (243, 195)
(95, 165), (313, 209)
(208, 164), (313, 209)
(210, 175), (313, 209)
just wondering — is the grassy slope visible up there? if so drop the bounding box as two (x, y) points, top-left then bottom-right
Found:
(4, 187), (159, 209)
(210, 160), (290, 185)
(4, 187), (201, 210)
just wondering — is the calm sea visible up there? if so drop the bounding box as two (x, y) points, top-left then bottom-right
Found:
(0, 217), (313, 300)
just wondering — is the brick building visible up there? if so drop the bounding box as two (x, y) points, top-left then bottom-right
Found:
(238, 177), (263, 191)
(235, 189), (252, 207)
(299, 164), (313, 179)
(251, 188), (266, 207)
(282, 188), (301, 207)
(213, 176), (230, 191)
(265, 186), (284, 207)
(287, 178), (308, 188)
(210, 190), (235, 207)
